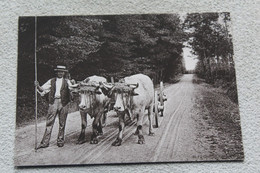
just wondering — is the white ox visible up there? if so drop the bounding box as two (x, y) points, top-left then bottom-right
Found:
(76, 75), (110, 144)
(103, 74), (155, 146)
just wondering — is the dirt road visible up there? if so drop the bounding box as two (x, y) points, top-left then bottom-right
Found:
(14, 74), (243, 166)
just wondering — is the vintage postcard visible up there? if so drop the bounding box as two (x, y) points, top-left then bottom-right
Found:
(15, 13), (244, 166)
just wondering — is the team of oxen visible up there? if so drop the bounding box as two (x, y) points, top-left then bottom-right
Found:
(71, 74), (167, 146)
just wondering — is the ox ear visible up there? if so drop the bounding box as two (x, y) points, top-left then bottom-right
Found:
(131, 89), (139, 96)
(131, 92), (139, 96)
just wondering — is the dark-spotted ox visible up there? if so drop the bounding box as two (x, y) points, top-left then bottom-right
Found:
(102, 74), (155, 146)
(75, 75), (110, 144)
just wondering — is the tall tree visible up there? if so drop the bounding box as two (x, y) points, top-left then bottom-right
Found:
(17, 14), (187, 125)
(184, 13), (234, 83)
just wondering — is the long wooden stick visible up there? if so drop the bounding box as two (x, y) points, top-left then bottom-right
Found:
(34, 16), (38, 151)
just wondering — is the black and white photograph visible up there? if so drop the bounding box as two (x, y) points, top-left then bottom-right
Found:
(15, 13), (244, 166)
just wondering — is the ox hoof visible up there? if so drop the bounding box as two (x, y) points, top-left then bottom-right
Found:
(112, 138), (122, 146)
(90, 139), (98, 144)
(77, 134), (86, 144)
(138, 135), (145, 144)
(149, 132), (155, 136)
(138, 139), (145, 144)
(76, 135), (86, 144)
(37, 143), (49, 149)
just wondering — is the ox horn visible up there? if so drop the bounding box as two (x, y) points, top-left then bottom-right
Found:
(127, 83), (139, 89)
(83, 77), (90, 83)
(100, 82), (114, 89)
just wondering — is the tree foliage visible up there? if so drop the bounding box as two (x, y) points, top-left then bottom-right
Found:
(184, 12), (237, 102)
(184, 13), (234, 80)
(17, 14), (186, 125)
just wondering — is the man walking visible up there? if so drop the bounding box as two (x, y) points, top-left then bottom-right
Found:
(35, 65), (77, 148)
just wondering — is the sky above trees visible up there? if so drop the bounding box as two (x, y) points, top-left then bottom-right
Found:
(183, 46), (198, 70)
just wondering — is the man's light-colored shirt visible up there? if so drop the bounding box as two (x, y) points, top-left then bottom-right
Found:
(55, 78), (63, 97)
(40, 78), (76, 96)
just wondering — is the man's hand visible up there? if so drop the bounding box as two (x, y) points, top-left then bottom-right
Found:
(34, 81), (40, 87)
(34, 81), (43, 92)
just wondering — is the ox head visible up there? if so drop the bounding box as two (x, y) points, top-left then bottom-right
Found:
(74, 80), (103, 111)
(100, 82), (139, 112)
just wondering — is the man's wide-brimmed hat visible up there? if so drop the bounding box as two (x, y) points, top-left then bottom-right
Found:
(54, 65), (68, 72)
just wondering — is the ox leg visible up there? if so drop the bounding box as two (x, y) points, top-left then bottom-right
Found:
(100, 110), (107, 128)
(134, 114), (139, 135)
(90, 116), (99, 144)
(148, 106), (155, 136)
(77, 111), (87, 144)
(112, 112), (125, 146)
(126, 108), (133, 123)
(97, 118), (103, 136)
(136, 109), (145, 144)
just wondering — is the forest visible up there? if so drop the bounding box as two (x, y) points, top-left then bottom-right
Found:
(17, 13), (237, 125)
(184, 13), (238, 103)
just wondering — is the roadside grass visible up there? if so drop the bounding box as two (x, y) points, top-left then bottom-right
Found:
(193, 75), (244, 161)
(193, 75), (238, 103)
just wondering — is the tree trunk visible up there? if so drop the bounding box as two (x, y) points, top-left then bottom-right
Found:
(200, 58), (206, 79)
(207, 57), (213, 83)
(216, 55), (219, 79)
(203, 50), (212, 83)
